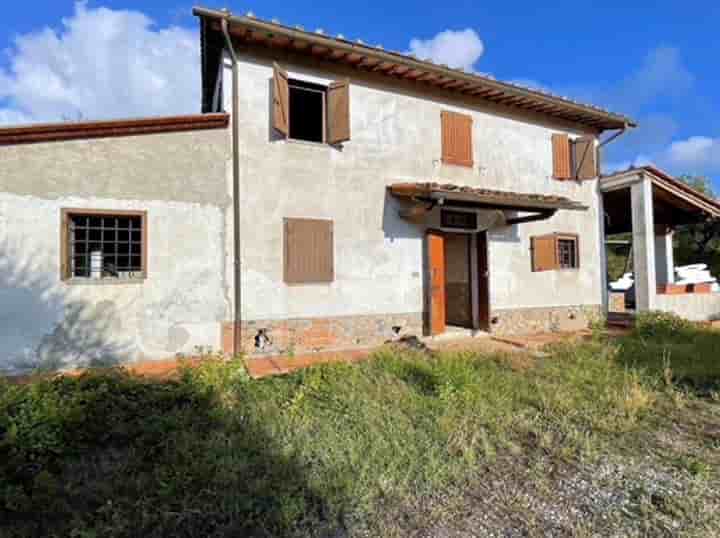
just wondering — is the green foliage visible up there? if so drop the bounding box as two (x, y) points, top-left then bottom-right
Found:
(634, 310), (694, 339)
(0, 338), (718, 537)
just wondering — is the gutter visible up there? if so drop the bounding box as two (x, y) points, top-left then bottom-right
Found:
(193, 6), (635, 130)
(221, 14), (243, 357)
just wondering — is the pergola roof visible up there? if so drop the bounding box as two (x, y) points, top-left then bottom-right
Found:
(194, 6), (636, 132)
(389, 182), (587, 212)
(600, 166), (720, 234)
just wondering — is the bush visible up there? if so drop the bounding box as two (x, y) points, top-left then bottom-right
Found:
(634, 311), (693, 339)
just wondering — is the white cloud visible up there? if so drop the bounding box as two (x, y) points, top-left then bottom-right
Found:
(666, 136), (720, 170)
(0, 1), (200, 126)
(408, 29), (484, 72)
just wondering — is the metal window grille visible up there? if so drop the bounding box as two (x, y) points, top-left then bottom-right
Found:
(558, 238), (577, 269)
(68, 214), (143, 278)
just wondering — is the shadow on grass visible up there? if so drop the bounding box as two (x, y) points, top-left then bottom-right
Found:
(0, 366), (341, 538)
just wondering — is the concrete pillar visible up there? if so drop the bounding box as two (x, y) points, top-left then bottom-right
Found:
(597, 184), (609, 313)
(654, 230), (674, 286)
(631, 178), (657, 311)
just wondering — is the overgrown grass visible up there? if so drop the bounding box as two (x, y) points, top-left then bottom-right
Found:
(1, 317), (719, 537)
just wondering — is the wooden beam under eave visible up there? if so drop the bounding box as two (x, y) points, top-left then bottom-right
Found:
(414, 72), (438, 83)
(311, 45), (330, 57)
(345, 53), (365, 64)
(402, 69), (424, 79)
(290, 39), (310, 51)
(357, 57), (382, 69)
(372, 61), (395, 72)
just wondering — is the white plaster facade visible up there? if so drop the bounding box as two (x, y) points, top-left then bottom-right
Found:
(223, 51), (604, 324)
(0, 129), (232, 375)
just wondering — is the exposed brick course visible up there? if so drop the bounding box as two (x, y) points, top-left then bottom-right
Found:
(223, 313), (423, 356)
(490, 305), (602, 336)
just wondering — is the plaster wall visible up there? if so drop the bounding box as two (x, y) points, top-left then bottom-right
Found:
(0, 129), (231, 375)
(655, 293), (720, 322)
(225, 51), (604, 323)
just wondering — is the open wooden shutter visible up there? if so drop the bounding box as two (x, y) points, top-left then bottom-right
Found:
(427, 230), (446, 335)
(272, 63), (289, 136)
(531, 235), (559, 272)
(573, 136), (597, 180)
(441, 111), (473, 167)
(552, 134), (572, 180)
(327, 79), (350, 144)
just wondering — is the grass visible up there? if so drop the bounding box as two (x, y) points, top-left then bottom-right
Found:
(1, 314), (719, 537)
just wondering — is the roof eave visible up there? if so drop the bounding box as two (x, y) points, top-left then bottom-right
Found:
(193, 6), (636, 131)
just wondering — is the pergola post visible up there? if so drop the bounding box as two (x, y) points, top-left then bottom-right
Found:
(654, 228), (675, 286)
(631, 177), (657, 311)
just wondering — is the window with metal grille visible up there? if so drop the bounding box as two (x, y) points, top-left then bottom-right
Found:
(61, 209), (147, 280)
(558, 238), (578, 269)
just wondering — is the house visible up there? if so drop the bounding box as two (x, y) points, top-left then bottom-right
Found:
(3, 7), (711, 376)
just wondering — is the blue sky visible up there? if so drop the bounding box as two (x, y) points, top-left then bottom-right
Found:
(1, 1), (719, 187)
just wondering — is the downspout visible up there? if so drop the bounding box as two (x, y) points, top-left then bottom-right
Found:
(596, 122), (631, 316)
(221, 15), (242, 357)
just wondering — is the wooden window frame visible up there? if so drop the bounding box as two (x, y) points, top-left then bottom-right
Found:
(287, 79), (327, 144)
(60, 208), (148, 281)
(556, 234), (580, 269)
(531, 232), (580, 272)
(283, 217), (335, 285)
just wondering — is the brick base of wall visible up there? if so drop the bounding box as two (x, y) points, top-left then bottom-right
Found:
(490, 305), (602, 336)
(223, 313), (424, 356)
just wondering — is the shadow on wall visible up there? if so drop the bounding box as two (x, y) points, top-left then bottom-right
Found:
(0, 239), (135, 376)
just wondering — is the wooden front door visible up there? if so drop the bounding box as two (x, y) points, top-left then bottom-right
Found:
(477, 231), (490, 330)
(427, 230), (446, 335)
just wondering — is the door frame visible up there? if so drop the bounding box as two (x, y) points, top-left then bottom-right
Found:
(425, 229), (491, 335)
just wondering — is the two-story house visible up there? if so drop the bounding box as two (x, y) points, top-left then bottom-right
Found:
(194, 7), (637, 356)
(0, 7), (641, 375)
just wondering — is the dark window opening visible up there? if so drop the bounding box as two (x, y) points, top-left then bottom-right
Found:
(441, 209), (477, 230)
(558, 238), (578, 269)
(64, 211), (146, 280)
(289, 80), (325, 143)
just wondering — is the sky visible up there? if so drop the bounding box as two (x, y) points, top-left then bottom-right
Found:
(1, 1), (719, 188)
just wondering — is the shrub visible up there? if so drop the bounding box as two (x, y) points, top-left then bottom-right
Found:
(635, 310), (693, 339)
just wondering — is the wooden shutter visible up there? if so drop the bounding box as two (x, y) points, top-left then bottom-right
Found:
(427, 230), (446, 335)
(284, 218), (334, 283)
(327, 79), (350, 144)
(441, 111), (473, 167)
(573, 136), (597, 180)
(272, 63), (289, 136)
(552, 134), (572, 180)
(531, 235), (559, 272)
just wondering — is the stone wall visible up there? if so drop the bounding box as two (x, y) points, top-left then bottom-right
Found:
(223, 313), (423, 356)
(490, 305), (602, 336)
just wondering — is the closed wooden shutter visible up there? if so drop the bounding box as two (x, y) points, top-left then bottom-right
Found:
(573, 136), (597, 180)
(552, 134), (572, 180)
(531, 235), (559, 272)
(284, 218), (334, 283)
(272, 63), (289, 136)
(327, 79), (350, 144)
(441, 111), (473, 167)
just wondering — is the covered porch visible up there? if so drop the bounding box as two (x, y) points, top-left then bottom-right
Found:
(601, 166), (720, 321)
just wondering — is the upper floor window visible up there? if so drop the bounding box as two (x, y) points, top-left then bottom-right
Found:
(552, 134), (598, 180)
(61, 209), (147, 281)
(272, 63), (350, 145)
(441, 111), (473, 167)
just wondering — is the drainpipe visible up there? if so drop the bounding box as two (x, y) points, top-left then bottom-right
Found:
(598, 123), (630, 152)
(597, 122), (631, 315)
(221, 15), (242, 357)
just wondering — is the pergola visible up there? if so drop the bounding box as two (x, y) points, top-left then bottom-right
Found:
(600, 166), (720, 319)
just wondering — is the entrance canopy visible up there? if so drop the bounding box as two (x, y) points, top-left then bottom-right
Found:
(389, 182), (587, 225)
(601, 166), (720, 234)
